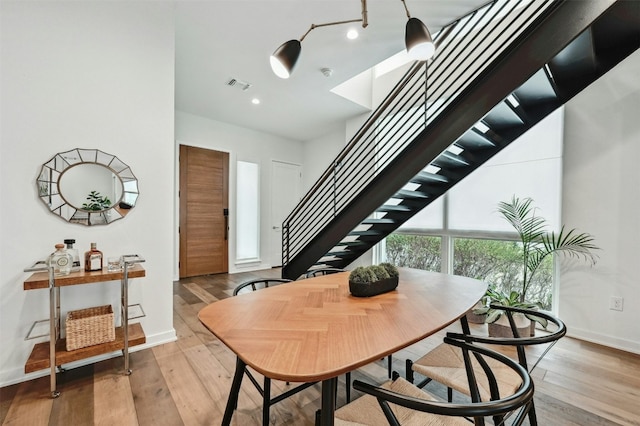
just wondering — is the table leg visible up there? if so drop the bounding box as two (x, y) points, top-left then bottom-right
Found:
(222, 357), (246, 426)
(319, 377), (337, 426)
(263, 377), (271, 425)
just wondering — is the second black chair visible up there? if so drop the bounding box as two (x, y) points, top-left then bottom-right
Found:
(232, 278), (318, 425)
(406, 305), (566, 426)
(335, 336), (535, 425)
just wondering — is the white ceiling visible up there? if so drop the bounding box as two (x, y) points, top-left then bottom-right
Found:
(175, 0), (489, 141)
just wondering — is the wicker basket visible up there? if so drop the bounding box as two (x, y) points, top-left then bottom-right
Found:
(65, 305), (115, 351)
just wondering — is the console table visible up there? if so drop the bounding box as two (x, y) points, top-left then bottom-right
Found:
(23, 255), (146, 398)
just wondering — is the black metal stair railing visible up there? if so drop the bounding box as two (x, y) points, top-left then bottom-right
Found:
(282, 0), (558, 274)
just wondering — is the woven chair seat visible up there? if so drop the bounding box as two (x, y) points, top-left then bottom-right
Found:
(411, 342), (522, 401)
(335, 377), (469, 426)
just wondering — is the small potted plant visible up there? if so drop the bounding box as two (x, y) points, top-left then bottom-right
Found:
(348, 263), (399, 297)
(474, 287), (547, 337)
(82, 190), (112, 211)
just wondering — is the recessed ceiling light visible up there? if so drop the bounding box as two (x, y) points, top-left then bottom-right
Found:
(346, 29), (359, 40)
(251, 98), (260, 105)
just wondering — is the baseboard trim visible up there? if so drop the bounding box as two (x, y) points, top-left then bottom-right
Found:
(568, 327), (640, 355)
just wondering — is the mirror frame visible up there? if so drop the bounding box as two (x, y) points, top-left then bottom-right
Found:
(37, 148), (139, 226)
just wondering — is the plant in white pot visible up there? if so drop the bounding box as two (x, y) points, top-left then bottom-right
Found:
(474, 195), (599, 336)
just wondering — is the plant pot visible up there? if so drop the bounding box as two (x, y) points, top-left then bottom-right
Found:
(465, 302), (487, 324)
(349, 276), (399, 297)
(488, 313), (535, 338)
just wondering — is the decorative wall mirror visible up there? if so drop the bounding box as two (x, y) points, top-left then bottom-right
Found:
(37, 148), (139, 226)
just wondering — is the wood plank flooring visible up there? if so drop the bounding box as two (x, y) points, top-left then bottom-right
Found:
(2, 269), (639, 425)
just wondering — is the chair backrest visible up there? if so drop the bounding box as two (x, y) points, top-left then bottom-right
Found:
(232, 278), (292, 296)
(304, 267), (345, 278)
(353, 336), (534, 426)
(449, 305), (567, 372)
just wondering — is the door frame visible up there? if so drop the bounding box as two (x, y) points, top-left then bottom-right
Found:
(270, 160), (303, 268)
(178, 144), (229, 278)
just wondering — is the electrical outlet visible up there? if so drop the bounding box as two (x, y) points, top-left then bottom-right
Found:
(609, 296), (624, 311)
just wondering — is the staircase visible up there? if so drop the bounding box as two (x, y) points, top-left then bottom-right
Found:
(282, 0), (640, 280)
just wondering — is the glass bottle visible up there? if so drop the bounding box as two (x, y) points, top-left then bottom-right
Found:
(84, 242), (103, 272)
(64, 238), (81, 269)
(48, 243), (73, 276)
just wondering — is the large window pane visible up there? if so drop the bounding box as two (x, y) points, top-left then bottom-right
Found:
(448, 108), (564, 232)
(385, 234), (441, 272)
(397, 196), (444, 230)
(453, 237), (553, 309)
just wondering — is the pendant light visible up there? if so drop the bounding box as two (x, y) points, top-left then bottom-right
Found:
(405, 17), (435, 60)
(270, 0), (368, 79)
(270, 40), (302, 79)
(402, 0), (435, 60)
(270, 0), (435, 78)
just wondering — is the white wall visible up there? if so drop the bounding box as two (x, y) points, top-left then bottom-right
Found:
(302, 129), (346, 191)
(175, 111), (304, 274)
(0, 2), (176, 386)
(560, 50), (640, 353)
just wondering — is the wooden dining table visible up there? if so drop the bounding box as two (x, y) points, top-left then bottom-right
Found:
(198, 268), (487, 425)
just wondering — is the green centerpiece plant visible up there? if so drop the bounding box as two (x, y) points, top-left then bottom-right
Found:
(348, 263), (399, 297)
(474, 195), (599, 332)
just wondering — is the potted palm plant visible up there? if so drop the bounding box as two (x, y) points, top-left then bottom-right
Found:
(474, 195), (599, 336)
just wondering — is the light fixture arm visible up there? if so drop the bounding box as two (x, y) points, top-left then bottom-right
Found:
(400, 0), (412, 19)
(299, 0), (368, 42)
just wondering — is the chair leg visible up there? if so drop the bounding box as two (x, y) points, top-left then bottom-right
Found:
(387, 355), (392, 378)
(406, 359), (414, 383)
(528, 399), (538, 426)
(223, 357), (246, 426)
(447, 386), (453, 403)
(345, 372), (351, 403)
(263, 377), (271, 426)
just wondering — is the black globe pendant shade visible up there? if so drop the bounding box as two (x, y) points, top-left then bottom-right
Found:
(270, 39), (302, 79)
(405, 17), (435, 60)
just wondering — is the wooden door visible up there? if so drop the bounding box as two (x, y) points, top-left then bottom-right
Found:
(179, 145), (229, 277)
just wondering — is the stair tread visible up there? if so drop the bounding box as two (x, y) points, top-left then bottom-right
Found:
(376, 205), (413, 213)
(348, 230), (384, 236)
(432, 151), (470, 167)
(335, 241), (369, 247)
(393, 189), (430, 199)
(361, 218), (397, 224)
(410, 171), (449, 184)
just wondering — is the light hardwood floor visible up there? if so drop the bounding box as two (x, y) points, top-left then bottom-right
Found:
(2, 269), (639, 425)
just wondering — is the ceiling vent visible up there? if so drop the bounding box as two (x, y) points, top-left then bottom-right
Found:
(226, 78), (252, 91)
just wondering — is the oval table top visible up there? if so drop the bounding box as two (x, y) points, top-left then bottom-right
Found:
(198, 268), (487, 383)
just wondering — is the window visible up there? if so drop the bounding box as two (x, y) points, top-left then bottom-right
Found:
(385, 234), (441, 272)
(453, 238), (553, 310)
(236, 161), (259, 261)
(381, 108), (563, 310)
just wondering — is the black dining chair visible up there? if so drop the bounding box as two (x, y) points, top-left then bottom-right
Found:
(304, 267), (345, 278)
(406, 305), (566, 426)
(232, 277), (293, 295)
(334, 336), (535, 426)
(232, 278), (320, 424)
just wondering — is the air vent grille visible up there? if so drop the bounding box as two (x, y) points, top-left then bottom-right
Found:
(226, 78), (252, 91)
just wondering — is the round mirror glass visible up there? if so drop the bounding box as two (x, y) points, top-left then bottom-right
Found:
(59, 164), (123, 211)
(37, 148), (139, 226)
